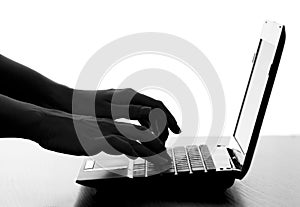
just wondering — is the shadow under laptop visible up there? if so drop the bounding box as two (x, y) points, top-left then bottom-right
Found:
(74, 181), (246, 207)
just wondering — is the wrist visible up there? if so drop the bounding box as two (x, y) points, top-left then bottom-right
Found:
(48, 84), (73, 113)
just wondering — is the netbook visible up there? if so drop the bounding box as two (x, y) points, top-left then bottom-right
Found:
(76, 21), (286, 190)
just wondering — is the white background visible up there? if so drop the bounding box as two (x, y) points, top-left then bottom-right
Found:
(0, 0), (299, 136)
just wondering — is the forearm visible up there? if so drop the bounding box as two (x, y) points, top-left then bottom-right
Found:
(0, 54), (73, 112)
(0, 94), (44, 140)
(0, 54), (132, 118)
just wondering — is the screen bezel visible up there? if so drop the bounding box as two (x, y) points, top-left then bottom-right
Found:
(233, 23), (286, 179)
(233, 38), (263, 155)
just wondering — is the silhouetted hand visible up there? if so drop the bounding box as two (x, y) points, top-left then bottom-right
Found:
(73, 88), (181, 144)
(0, 55), (180, 165)
(36, 108), (171, 165)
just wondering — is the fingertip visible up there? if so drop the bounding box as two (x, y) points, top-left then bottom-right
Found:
(160, 150), (172, 163)
(127, 155), (138, 160)
(176, 126), (182, 134)
(170, 124), (182, 134)
(146, 154), (168, 165)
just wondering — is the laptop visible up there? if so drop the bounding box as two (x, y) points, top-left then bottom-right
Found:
(76, 21), (286, 190)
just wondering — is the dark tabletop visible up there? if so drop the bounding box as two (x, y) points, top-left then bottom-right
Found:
(0, 135), (299, 207)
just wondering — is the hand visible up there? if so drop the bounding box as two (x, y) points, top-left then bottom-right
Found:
(36, 108), (171, 165)
(0, 55), (179, 165)
(73, 88), (181, 144)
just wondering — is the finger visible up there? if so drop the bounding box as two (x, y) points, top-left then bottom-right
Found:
(113, 112), (168, 144)
(110, 88), (180, 134)
(140, 136), (165, 154)
(145, 116), (169, 144)
(104, 135), (138, 158)
(99, 103), (151, 120)
(145, 123), (171, 163)
(97, 118), (156, 143)
(114, 119), (170, 158)
(130, 91), (181, 134)
(115, 104), (151, 120)
(127, 105), (168, 137)
(140, 139), (172, 164)
(138, 118), (158, 139)
(138, 119), (150, 129)
(149, 107), (168, 139)
(116, 135), (169, 165)
(157, 127), (169, 143)
(114, 121), (156, 142)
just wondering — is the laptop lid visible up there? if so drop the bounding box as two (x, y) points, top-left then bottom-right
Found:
(232, 21), (286, 179)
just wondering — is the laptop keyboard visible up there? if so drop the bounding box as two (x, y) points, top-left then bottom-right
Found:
(133, 145), (216, 177)
(186, 145), (205, 171)
(84, 144), (217, 177)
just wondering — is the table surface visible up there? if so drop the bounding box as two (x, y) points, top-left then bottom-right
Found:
(0, 135), (300, 207)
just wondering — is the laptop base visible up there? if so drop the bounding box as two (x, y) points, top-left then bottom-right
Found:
(76, 170), (236, 193)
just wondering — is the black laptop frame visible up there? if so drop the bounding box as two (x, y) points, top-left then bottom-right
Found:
(235, 25), (286, 179)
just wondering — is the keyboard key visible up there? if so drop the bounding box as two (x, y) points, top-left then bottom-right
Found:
(186, 145), (205, 172)
(173, 147), (190, 173)
(199, 145), (216, 171)
(84, 160), (95, 170)
(133, 158), (146, 177)
(134, 149), (176, 177)
(146, 161), (163, 176)
(164, 148), (176, 174)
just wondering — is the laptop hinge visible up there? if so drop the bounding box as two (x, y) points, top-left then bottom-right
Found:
(227, 148), (243, 171)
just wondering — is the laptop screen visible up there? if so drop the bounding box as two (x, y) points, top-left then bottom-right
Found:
(233, 22), (282, 155)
